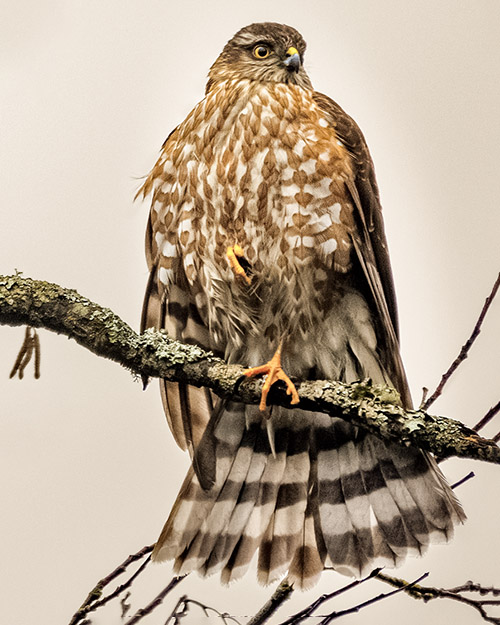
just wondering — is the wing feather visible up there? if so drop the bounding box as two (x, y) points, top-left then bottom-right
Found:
(313, 91), (412, 407)
(141, 208), (213, 459)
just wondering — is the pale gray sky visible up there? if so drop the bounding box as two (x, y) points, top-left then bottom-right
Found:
(1, 1), (499, 624)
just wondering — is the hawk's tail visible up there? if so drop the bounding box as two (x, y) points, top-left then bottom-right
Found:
(152, 404), (465, 589)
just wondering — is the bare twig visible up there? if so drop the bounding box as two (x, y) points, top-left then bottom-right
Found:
(123, 576), (185, 625)
(247, 578), (294, 625)
(474, 400), (500, 432)
(422, 272), (500, 411)
(165, 595), (188, 625)
(121, 591), (132, 619)
(451, 470), (475, 489)
(376, 573), (500, 624)
(1, 274), (499, 465)
(278, 569), (382, 625)
(9, 325), (31, 378)
(68, 544), (154, 625)
(9, 325), (40, 379)
(446, 581), (500, 596)
(166, 596), (241, 624)
(89, 555), (152, 614)
(278, 571), (428, 625)
(318, 573), (429, 624)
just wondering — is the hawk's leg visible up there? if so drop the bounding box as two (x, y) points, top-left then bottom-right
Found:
(226, 244), (252, 285)
(244, 340), (300, 412)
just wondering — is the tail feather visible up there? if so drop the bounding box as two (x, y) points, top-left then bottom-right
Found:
(337, 435), (404, 573)
(390, 447), (466, 535)
(319, 445), (366, 576)
(180, 425), (258, 573)
(358, 435), (417, 563)
(338, 439), (376, 565)
(153, 469), (212, 561)
(257, 431), (310, 584)
(153, 404), (248, 566)
(154, 407), (465, 588)
(220, 429), (290, 583)
(202, 425), (269, 575)
(367, 435), (442, 549)
(288, 498), (325, 589)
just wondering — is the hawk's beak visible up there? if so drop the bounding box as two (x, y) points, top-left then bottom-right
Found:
(284, 46), (301, 72)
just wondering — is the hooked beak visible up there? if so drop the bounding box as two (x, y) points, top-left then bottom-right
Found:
(284, 46), (301, 73)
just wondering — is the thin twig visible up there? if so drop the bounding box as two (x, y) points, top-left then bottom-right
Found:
(68, 544), (154, 625)
(446, 581), (500, 596)
(474, 400), (500, 432)
(9, 325), (40, 379)
(9, 325), (30, 378)
(451, 471), (475, 489)
(123, 576), (185, 625)
(89, 555), (152, 613)
(164, 594), (188, 625)
(33, 327), (41, 378)
(422, 272), (500, 411)
(318, 573), (429, 624)
(170, 595), (242, 625)
(376, 573), (500, 624)
(278, 569), (382, 625)
(247, 578), (294, 625)
(121, 591), (132, 619)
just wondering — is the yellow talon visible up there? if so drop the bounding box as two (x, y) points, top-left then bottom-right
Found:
(244, 341), (300, 412)
(227, 244), (252, 284)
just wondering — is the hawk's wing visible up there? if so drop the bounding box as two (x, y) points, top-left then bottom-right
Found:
(141, 140), (216, 459)
(313, 92), (412, 408)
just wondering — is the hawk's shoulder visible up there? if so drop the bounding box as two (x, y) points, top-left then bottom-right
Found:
(312, 91), (380, 201)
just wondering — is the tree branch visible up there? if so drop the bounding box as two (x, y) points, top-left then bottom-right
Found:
(1, 273), (499, 464)
(422, 271), (500, 410)
(246, 578), (294, 625)
(375, 573), (500, 624)
(124, 576), (185, 625)
(68, 545), (154, 625)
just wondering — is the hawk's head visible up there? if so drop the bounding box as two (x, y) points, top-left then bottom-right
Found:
(206, 23), (312, 93)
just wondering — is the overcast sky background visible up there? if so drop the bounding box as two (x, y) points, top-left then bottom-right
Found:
(1, 1), (500, 624)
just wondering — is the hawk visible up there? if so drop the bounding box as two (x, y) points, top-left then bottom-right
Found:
(139, 22), (464, 589)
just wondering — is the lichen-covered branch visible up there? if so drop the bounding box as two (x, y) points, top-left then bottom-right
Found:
(1, 273), (499, 464)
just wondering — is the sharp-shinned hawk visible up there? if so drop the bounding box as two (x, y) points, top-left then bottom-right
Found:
(139, 22), (465, 589)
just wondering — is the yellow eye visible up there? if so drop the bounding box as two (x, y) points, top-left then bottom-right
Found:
(253, 45), (271, 59)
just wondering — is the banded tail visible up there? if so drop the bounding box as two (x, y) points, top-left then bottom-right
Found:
(152, 403), (465, 589)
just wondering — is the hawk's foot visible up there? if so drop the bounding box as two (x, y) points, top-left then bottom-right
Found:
(244, 342), (300, 412)
(227, 244), (252, 285)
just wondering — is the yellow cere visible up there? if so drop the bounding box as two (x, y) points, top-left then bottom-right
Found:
(286, 47), (299, 57)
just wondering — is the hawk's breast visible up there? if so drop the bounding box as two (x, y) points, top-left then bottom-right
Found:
(149, 79), (355, 286)
(145, 79), (358, 347)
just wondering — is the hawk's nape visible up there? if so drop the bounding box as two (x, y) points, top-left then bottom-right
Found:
(139, 22), (465, 589)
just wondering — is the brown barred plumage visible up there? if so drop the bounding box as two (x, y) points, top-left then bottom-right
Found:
(139, 22), (465, 589)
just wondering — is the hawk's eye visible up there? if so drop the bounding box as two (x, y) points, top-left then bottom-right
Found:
(253, 45), (271, 59)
